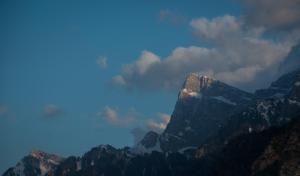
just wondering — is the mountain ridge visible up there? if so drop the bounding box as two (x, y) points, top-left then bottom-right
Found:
(3, 69), (300, 176)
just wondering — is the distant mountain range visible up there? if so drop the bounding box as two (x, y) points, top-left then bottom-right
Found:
(3, 52), (300, 175)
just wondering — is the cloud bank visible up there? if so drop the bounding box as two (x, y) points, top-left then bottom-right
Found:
(113, 14), (292, 91)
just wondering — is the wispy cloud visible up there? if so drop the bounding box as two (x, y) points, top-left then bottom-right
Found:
(98, 106), (136, 127)
(96, 56), (108, 69)
(158, 9), (186, 25)
(97, 106), (170, 144)
(146, 112), (170, 133)
(43, 104), (64, 118)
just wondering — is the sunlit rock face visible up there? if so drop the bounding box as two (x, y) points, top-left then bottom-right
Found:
(178, 73), (214, 99)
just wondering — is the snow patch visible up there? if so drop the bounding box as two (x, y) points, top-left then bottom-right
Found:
(257, 102), (272, 125)
(248, 127), (253, 133)
(180, 89), (202, 99)
(178, 146), (197, 154)
(212, 96), (237, 106)
(288, 99), (300, 106)
(39, 163), (49, 176)
(76, 160), (82, 171)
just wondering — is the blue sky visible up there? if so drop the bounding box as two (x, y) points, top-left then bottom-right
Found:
(0, 0), (241, 172)
(2, 0), (299, 174)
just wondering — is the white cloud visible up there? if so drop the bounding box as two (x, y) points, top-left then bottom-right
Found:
(43, 104), (63, 118)
(98, 106), (136, 127)
(96, 56), (108, 69)
(98, 106), (170, 132)
(190, 15), (241, 40)
(146, 113), (170, 133)
(134, 51), (160, 74)
(113, 16), (290, 91)
(112, 75), (126, 86)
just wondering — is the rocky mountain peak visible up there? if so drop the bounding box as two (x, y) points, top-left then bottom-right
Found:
(2, 150), (64, 176)
(29, 150), (64, 165)
(156, 72), (255, 152)
(183, 73), (214, 90)
(30, 149), (45, 158)
(179, 73), (215, 99)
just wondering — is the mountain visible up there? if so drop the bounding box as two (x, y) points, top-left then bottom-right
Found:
(3, 150), (64, 176)
(279, 42), (300, 75)
(3, 69), (300, 176)
(46, 144), (200, 176)
(4, 118), (300, 176)
(136, 73), (254, 153)
(196, 69), (300, 159)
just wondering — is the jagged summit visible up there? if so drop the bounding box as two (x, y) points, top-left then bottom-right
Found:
(30, 150), (49, 158)
(3, 150), (64, 176)
(133, 72), (255, 153)
(179, 72), (253, 103)
(95, 144), (115, 150)
(29, 150), (64, 162)
(179, 73), (215, 99)
(30, 149), (44, 157)
(183, 73), (215, 88)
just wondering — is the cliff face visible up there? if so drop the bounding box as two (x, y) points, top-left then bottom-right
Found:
(136, 73), (254, 153)
(161, 73), (254, 152)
